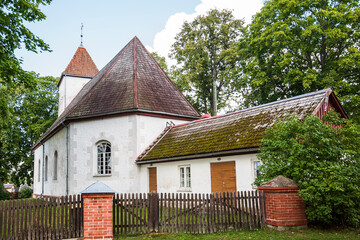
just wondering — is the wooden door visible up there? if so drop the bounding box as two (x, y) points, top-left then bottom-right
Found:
(148, 167), (157, 193)
(210, 161), (236, 193)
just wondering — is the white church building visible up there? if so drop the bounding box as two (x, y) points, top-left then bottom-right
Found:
(32, 37), (347, 197)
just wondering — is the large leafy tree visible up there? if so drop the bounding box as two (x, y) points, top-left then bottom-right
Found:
(0, 0), (53, 187)
(170, 9), (244, 115)
(240, 0), (360, 122)
(0, 73), (58, 186)
(0, 0), (52, 121)
(256, 111), (360, 227)
(151, 52), (169, 75)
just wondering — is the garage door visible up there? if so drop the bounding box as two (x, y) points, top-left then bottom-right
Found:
(210, 161), (236, 193)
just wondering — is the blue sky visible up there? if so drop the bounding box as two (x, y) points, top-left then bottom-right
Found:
(15, 0), (263, 78)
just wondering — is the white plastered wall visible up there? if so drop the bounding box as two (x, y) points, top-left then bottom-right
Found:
(33, 128), (67, 196)
(138, 154), (259, 193)
(34, 114), (188, 196)
(58, 75), (91, 116)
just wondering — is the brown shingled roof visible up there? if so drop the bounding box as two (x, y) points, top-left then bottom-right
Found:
(33, 37), (200, 150)
(63, 46), (99, 77)
(137, 89), (345, 163)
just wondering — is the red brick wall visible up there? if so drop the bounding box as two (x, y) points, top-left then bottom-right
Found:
(83, 193), (114, 240)
(258, 187), (307, 227)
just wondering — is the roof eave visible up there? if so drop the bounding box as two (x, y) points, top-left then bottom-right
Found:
(66, 109), (201, 121)
(136, 147), (259, 164)
(31, 108), (200, 151)
(57, 73), (93, 87)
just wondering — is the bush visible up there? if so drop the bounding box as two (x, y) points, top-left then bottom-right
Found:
(18, 186), (33, 199)
(0, 186), (10, 200)
(256, 111), (360, 227)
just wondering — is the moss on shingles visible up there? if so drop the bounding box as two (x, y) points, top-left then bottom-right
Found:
(140, 94), (325, 161)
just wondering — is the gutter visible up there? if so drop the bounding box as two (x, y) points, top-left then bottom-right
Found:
(136, 147), (259, 165)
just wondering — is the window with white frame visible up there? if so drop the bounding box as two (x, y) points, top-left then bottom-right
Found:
(97, 142), (111, 175)
(179, 165), (191, 189)
(253, 160), (261, 179)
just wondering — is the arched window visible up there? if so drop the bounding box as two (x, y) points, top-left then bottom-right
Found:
(38, 159), (41, 182)
(53, 151), (58, 180)
(97, 142), (111, 175)
(45, 156), (48, 181)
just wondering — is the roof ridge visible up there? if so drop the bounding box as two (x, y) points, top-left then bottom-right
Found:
(173, 88), (332, 128)
(133, 37), (139, 108)
(136, 38), (200, 116)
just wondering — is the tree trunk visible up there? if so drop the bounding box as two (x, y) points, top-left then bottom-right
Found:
(212, 68), (218, 116)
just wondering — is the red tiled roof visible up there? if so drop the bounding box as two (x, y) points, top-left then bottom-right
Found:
(137, 89), (346, 163)
(63, 46), (99, 77)
(33, 37), (200, 150)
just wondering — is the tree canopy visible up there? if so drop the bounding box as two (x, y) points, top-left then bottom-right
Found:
(151, 52), (169, 75)
(0, 0), (52, 123)
(0, 73), (58, 186)
(240, 0), (360, 122)
(170, 9), (244, 115)
(256, 111), (360, 226)
(0, 0), (52, 85)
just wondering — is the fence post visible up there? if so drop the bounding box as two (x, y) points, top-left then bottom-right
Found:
(81, 182), (116, 240)
(258, 175), (307, 230)
(148, 193), (159, 232)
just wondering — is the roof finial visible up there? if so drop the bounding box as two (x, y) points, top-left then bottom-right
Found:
(80, 23), (84, 46)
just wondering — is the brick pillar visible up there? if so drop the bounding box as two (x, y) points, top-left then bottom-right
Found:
(81, 181), (116, 240)
(258, 176), (307, 230)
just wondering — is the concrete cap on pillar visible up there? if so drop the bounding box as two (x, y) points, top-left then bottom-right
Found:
(260, 175), (298, 187)
(81, 181), (116, 194)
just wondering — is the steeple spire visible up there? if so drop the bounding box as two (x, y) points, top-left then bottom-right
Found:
(80, 23), (84, 46)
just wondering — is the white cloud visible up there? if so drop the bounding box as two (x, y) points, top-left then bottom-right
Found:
(151, 0), (263, 65)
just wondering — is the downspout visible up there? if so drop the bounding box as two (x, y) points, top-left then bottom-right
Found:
(62, 122), (69, 195)
(41, 142), (45, 196)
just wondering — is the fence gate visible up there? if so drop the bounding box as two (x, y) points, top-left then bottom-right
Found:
(0, 195), (83, 240)
(113, 193), (149, 235)
(113, 191), (265, 235)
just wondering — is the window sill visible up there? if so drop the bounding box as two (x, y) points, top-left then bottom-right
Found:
(177, 188), (192, 192)
(93, 174), (112, 177)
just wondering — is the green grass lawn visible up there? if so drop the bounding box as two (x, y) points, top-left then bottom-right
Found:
(115, 227), (360, 240)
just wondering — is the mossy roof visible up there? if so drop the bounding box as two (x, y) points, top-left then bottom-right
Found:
(137, 89), (333, 163)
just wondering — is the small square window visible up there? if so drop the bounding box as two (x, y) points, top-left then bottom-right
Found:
(179, 165), (191, 190)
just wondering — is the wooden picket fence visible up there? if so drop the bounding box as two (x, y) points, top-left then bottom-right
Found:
(113, 191), (265, 235)
(0, 195), (83, 240)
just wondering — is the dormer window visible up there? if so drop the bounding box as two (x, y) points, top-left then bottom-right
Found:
(97, 142), (111, 175)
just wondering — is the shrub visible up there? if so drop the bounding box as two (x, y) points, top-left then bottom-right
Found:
(256, 111), (360, 227)
(18, 186), (33, 199)
(0, 186), (10, 200)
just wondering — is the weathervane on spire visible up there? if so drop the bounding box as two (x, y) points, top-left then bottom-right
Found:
(80, 23), (84, 46)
